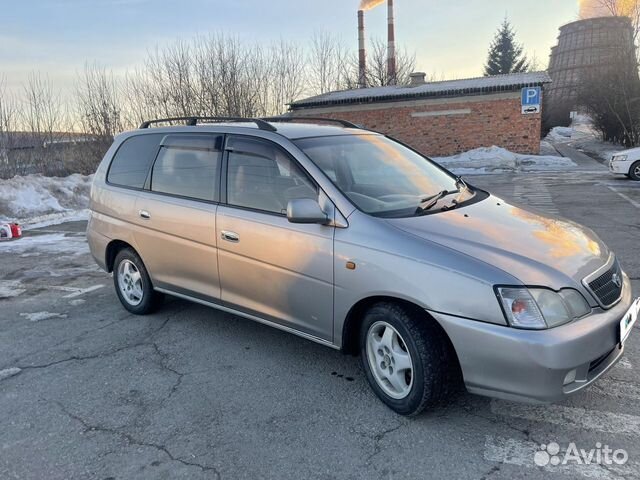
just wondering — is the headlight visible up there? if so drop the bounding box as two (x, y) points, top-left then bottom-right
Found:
(558, 289), (591, 319)
(496, 287), (591, 329)
(612, 154), (627, 162)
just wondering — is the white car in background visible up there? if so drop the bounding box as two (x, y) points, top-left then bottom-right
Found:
(610, 149), (640, 181)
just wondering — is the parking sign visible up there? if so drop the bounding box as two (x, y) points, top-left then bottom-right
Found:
(521, 87), (541, 114)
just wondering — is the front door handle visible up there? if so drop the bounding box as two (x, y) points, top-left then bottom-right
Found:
(221, 230), (239, 243)
(139, 210), (151, 219)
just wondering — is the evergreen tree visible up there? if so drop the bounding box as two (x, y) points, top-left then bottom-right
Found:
(484, 18), (529, 76)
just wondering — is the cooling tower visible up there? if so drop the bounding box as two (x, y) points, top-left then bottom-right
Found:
(547, 16), (636, 105)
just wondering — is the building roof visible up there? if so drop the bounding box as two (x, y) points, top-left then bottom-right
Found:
(290, 71), (552, 110)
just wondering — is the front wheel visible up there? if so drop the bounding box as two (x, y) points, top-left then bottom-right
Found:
(113, 248), (163, 315)
(359, 302), (458, 416)
(629, 161), (640, 181)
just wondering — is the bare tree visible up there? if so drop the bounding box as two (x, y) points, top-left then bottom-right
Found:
(72, 64), (125, 174)
(366, 37), (416, 87)
(308, 32), (354, 95)
(192, 34), (265, 117)
(0, 77), (18, 177)
(21, 73), (63, 144)
(578, 50), (640, 146)
(17, 73), (68, 174)
(76, 64), (124, 138)
(121, 67), (161, 128)
(586, 0), (640, 39)
(266, 39), (307, 115)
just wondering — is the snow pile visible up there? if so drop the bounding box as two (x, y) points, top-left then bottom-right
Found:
(0, 280), (26, 299)
(0, 174), (93, 227)
(546, 126), (573, 142)
(20, 311), (68, 322)
(0, 368), (21, 381)
(433, 146), (576, 175)
(544, 115), (621, 161)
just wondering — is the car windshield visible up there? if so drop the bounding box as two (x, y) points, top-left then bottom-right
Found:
(295, 134), (475, 217)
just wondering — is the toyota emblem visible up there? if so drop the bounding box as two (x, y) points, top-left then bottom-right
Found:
(612, 272), (622, 288)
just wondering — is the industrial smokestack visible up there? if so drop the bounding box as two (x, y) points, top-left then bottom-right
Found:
(387, 0), (397, 85)
(358, 10), (367, 89)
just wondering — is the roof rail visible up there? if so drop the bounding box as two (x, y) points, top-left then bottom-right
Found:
(261, 116), (362, 129)
(139, 116), (277, 132)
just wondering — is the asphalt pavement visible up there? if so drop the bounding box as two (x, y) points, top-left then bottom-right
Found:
(0, 159), (639, 480)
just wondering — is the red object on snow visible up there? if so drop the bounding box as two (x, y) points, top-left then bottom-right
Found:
(10, 223), (21, 238)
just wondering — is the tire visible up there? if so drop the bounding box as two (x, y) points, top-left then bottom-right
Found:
(113, 248), (163, 315)
(359, 302), (458, 416)
(629, 161), (640, 181)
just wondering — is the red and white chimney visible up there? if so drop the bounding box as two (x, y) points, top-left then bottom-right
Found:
(387, 0), (397, 85)
(358, 9), (367, 88)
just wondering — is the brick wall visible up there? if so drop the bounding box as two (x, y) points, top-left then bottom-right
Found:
(290, 92), (542, 156)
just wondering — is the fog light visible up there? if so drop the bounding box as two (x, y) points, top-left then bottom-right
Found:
(563, 369), (577, 386)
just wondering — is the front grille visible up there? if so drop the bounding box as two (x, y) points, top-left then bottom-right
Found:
(587, 259), (623, 308)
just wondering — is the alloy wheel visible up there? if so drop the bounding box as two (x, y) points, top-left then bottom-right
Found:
(366, 321), (414, 399)
(117, 259), (144, 306)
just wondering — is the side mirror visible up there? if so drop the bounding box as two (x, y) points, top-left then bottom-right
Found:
(287, 198), (329, 225)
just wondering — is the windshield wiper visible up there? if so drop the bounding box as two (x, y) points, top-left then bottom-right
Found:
(416, 189), (459, 213)
(415, 178), (472, 215)
(455, 176), (469, 192)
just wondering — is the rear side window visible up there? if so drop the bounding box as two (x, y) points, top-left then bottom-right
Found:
(151, 134), (223, 202)
(107, 134), (163, 188)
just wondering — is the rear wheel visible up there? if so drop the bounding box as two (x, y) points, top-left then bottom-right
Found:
(629, 161), (640, 181)
(113, 248), (163, 314)
(359, 302), (457, 416)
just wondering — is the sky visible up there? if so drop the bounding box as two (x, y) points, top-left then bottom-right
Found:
(0, 0), (580, 97)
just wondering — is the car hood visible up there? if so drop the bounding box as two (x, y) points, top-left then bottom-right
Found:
(613, 146), (640, 158)
(386, 194), (609, 290)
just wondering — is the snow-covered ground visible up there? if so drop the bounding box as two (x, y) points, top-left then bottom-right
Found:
(0, 174), (93, 228)
(0, 232), (89, 256)
(544, 114), (623, 162)
(434, 146), (576, 175)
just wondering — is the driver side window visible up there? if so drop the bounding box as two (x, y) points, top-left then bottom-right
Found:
(226, 137), (317, 215)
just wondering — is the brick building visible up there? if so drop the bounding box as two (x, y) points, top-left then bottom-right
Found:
(289, 71), (551, 156)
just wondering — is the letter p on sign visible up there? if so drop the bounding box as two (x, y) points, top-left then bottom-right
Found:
(521, 87), (541, 114)
(521, 87), (541, 106)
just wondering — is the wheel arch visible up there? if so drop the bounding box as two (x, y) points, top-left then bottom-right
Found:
(105, 240), (137, 273)
(341, 295), (457, 360)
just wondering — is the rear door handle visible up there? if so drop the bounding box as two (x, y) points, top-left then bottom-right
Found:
(221, 230), (239, 243)
(139, 210), (151, 219)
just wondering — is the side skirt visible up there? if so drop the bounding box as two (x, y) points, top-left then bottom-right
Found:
(155, 287), (340, 350)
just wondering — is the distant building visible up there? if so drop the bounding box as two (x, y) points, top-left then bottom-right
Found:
(547, 16), (636, 111)
(289, 71), (551, 156)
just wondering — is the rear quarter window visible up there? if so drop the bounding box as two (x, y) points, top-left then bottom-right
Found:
(107, 134), (163, 188)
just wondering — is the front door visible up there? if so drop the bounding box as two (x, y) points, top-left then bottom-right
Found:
(216, 135), (334, 341)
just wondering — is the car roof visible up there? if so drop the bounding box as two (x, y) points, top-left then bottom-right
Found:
(117, 121), (375, 141)
(235, 122), (368, 139)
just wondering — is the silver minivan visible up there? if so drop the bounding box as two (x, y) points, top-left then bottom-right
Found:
(87, 116), (639, 416)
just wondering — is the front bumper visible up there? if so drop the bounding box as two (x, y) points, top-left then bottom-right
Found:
(430, 276), (635, 403)
(609, 159), (631, 174)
